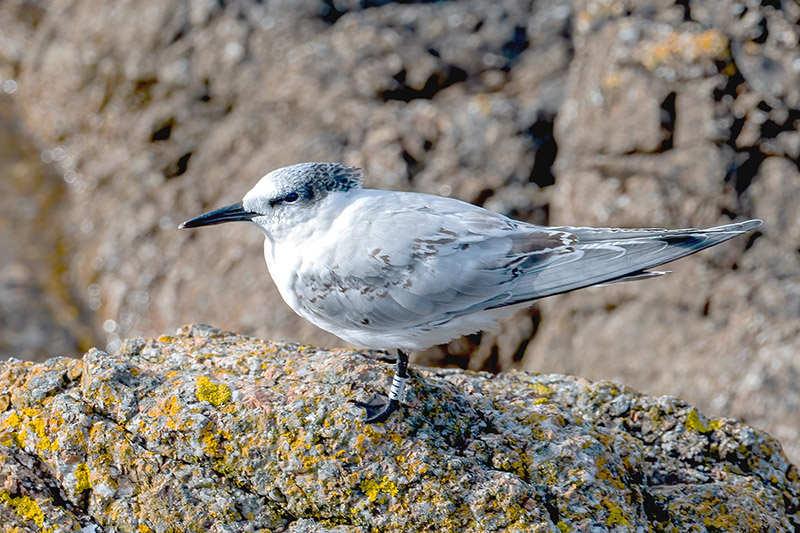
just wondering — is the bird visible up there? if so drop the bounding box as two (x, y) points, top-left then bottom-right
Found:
(180, 162), (762, 423)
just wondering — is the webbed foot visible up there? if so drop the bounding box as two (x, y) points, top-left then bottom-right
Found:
(353, 394), (400, 423)
(353, 349), (410, 423)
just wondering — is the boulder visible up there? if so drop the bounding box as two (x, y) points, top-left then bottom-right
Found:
(1, 325), (798, 531)
(1, 0), (798, 464)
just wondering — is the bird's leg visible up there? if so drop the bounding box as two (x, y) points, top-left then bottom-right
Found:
(354, 350), (410, 423)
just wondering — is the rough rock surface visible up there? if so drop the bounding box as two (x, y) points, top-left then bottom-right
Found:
(0, 325), (798, 532)
(1, 0), (799, 466)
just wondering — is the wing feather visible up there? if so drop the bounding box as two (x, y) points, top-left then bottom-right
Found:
(295, 189), (760, 333)
(300, 192), (575, 330)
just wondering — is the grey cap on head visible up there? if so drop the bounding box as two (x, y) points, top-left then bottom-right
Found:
(275, 162), (364, 199)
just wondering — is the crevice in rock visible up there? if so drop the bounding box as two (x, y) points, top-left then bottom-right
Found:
(471, 189), (495, 208)
(541, 490), (560, 526)
(402, 149), (419, 183)
(657, 92), (676, 152)
(22, 448), (81, 517)
(197, 78), (212, 103)
(525, 113), (558, 188)
(478, 345), (500, 373)
(150, 118), (174, 142)
(164, 151), (193, 178)
(642, 488), (670, 526)
(133, 77), (158, 106)
(751, 15), (769, 44)
(675, 0), (691, 21)
(169, 17), (191, 45)
(512, 333), (532, 364)
(320, 0), (346, 24)
(380, 66), (467, 102)
(743, 230), (763, 251)
(501, 26), (529, 69)
(725, 146), (765, 195)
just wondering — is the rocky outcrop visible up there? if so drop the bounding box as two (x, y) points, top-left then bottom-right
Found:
(1, 326), (798, 531)
(0, 0), (798, 465)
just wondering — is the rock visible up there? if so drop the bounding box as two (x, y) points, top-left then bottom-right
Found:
(532, 0), (800, 470)
(1, 0), (799, 466)
(1, 326), (798, 531)
(0, 99), (89, 362)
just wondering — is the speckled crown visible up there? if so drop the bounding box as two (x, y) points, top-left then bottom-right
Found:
(275, 162), (363, 198)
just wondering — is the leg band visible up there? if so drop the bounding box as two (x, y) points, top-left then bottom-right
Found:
(388, 374), (409, 402)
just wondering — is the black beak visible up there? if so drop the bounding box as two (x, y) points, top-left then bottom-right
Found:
(179, 202), (258, 229)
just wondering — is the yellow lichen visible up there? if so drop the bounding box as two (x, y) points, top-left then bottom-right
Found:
(556, 521), (569, 532)
(201, 425), (220, 457)
(1, 411), (23, 448)
(530, 383), (552, 397)
(686, 409), (712, 433)
(360, 476), (399, 502)
(605, 503), (629, 527)
(354, 433), (368, 454)
(505, 504), (522, 522)
(70, 428), (86, 445)
(698, 499), (742, 530)
(0, 491), (45, 527)
(361, 478), (381, 502)
(75, 463), (92, 493)
(156, 395), (185, 430)
(7, 410), (61, 453)
(5, 411), (21, 429)
(595, 457), (625, 490)
(380, 477), (399, 497)
(196, 377), (232, 406)
(536, 462), (558, 486)
(28, 418), (57, 452)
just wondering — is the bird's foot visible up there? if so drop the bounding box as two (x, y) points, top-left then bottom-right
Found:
(353, 350), (410, 423)
(352, 394), (400, 423)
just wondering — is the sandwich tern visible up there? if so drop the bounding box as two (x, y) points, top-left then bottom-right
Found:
(180, 162), (761, 422)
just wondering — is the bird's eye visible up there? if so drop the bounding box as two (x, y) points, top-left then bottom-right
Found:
(284, 193), (299, 203)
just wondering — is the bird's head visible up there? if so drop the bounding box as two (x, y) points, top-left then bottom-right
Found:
(179, 162), (363, 235)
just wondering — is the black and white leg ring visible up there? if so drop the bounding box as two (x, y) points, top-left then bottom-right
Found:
(388, 374), (409, 402)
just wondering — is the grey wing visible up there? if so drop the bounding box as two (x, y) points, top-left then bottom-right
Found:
(494, 218), (763, 307)
(303, 190), (760, 330)
(302, 194), (580, 331)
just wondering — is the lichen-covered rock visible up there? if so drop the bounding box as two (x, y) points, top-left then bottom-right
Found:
(1, 325), (798, 531)
(1, 0), (799, 467)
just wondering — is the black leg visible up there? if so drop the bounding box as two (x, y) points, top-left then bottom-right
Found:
(354, 350), (410, 423)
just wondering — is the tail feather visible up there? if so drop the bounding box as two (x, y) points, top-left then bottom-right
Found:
(501, 219), (761, 305)
(591, 270), (670, 287)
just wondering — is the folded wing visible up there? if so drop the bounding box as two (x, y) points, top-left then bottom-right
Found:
(299, 190), (760, 332)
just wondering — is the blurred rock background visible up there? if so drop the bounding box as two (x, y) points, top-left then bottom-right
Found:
(0, 0), (798, 462)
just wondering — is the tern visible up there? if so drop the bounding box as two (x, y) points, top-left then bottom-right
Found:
(180, 162), (761, 422)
